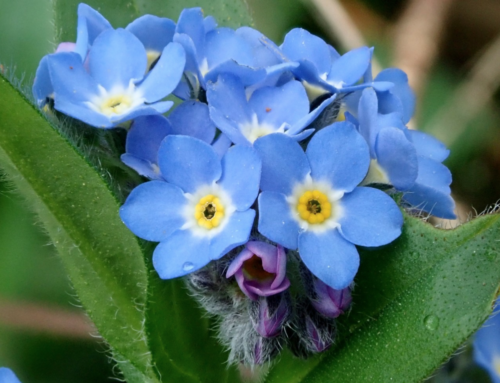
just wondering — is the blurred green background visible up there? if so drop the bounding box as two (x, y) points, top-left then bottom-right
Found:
(0, 0), (499, 382)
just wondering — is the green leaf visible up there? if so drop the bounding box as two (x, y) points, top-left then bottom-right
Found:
(53, 0), (252, 44)
(0, 75), (156, 380)
(145, 260), (240, 382)
(265, 212), (500, 383)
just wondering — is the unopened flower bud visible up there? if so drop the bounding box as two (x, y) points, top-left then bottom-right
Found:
(311, 278), (352, 318)
(226, 241), (290, 300)
(251, 294), (290, 338)
(304, 314), (332, 353)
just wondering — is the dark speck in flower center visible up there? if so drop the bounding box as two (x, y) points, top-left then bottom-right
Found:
(307, 199), (322, 214)
(204, 203), (216, 219)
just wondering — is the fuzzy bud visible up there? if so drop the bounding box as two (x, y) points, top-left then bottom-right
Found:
(251, 294), (290, 338)
(311, 278), (352, 318)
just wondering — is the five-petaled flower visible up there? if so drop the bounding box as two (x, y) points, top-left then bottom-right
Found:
(120, 136), (262, 279)
(255, 123), (403, 289)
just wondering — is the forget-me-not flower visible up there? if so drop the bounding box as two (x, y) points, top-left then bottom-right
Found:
(121, 101), (216, 179)
(173, 8), (294, 99)
(207, 74), (335, 145)
(255, 123), (403, 289)
(120, 136), (262, 278)
(44, 28), (185, 128)
(280, 28), (392, 101)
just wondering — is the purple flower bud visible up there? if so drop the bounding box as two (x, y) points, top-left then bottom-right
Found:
(226, 241), (290, 300)
(311, 278), (352, 318)
(305, 314), (332, 353)
(252, 295), (290, 338)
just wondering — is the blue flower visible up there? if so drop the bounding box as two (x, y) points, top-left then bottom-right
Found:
(279, 28), (392, 100)
(207, 74), (335, 145)
(33, 4), (180, 118)
(173, 8), (294, 99)
(354, 87), (419, 190)
(121, 101), (216, 179)
(255, 123), (403, 289)
(0, 368), (21, 383)
(346, 87), (455, 219)
(120, 136), (262, 278)
(474, 298), (500, 383)
(44, 28), (185, 128)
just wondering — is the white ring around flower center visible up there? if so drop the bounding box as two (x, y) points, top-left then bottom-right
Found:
(286, 174), (344, 233)
(181, 183), (236, 238)
(87, 81), (145, 117)
(239, 114), (285, 144)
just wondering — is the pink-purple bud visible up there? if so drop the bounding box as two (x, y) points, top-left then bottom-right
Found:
(252, 295), (290, 338)
(226, 241), (290, 300)
(311, 278), (352, 318)
(305, 315), (332, 353)
(55, 42), (77, 53)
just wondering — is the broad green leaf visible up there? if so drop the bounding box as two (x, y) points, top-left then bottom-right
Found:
(146, 260), (240, 382)
(0, 75), (156, 381)
(265, 212), (500, 383)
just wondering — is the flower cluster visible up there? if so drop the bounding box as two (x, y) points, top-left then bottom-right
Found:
(33, 3), (456, 366)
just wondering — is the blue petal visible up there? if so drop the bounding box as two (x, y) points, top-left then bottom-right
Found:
(258, 192), (300, 250)
(299, 229), (359, 290)
(403, 157), (455, 219)
(137, 42), (185, 103)
(126, 15), (175, 53)
(249, 80), (309, 130)
(168, 100), (215, 144)
(125, 115), (172, 164)
(204, 16), (217, 33)
(376, 90), (403, 117)
(52, 98), (110, 128)
(358, 87), (379, 154)
(176, 8), (206, 63)
(174, 32), (201, 75)
(218, 145), (261, 211)
(236, 26), (281, 67)
(408, 130), (450, 162)
(119, 181), (187, 242)
(375, 127), (418, 190)
(121, 154), (161, 180)
(158, 135), (221, 193)
(209, 210), (256, 260)
(281, 28), (330, 76)
(327, 46), (371, 87)
(33, 56), (53, 106)
(338, 187), (403, 247)
(48, 52), (99, 103)
(212, 133), (232, 158)
(204, 60), (266, 87)
(0, 368), (21, 383)
(206, 74), (253, 145)
(205, 27), (254, 69)
(77, 3), (111, 46)
(306, 122), (370, 193)
(375, 68), (415, 123)
(288, 94), (336, 136)
(254, 134), (310, 195)
(88, 29), (147, 90)
(153, 230), (211, 279)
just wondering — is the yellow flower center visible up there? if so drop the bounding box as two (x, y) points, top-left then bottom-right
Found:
(100, 94), (133, 116)
(194, 194), (225, 230)
(296, 190), (332, 224)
